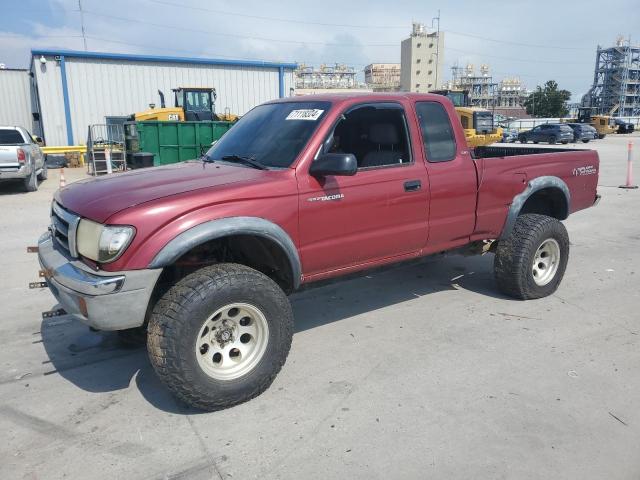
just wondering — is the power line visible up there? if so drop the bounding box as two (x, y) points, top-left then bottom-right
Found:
(147, 0), (407, 29)
(445, 46), (592, 65)
(77, 9), (398, 47)
(445, 30), (592, 51)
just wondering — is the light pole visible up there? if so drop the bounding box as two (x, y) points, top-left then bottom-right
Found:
(431, 10), (441, 89)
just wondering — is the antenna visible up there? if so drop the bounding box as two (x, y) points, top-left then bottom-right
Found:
(78, 0), (87, 51)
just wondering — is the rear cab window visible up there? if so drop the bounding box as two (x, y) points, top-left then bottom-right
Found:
(415, 101), (456, 162)
(0, 129), (25, 145)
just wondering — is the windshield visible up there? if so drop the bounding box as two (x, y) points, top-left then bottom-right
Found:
(206, 101), (330, 168)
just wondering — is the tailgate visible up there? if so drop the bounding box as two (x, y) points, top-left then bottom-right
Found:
(0, 146), (20, 169)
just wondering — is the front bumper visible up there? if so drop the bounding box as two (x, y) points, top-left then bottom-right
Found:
(0, 164), (30, 180)
(37, 232), (162, 330)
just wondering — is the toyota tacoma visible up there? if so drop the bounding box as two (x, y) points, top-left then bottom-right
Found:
(36, 93), (600, 410)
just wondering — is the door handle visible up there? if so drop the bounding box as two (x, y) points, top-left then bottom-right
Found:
(404, 179), (421, 192)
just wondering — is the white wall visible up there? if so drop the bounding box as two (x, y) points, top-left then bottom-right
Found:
(33, 54), (295, 146)
(0, 69), (33, 130)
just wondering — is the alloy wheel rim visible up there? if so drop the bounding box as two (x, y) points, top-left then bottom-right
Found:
(195, 303), (269, 380)
(532, 238), (560, 286)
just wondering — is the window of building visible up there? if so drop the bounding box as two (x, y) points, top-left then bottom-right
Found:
(429, 43), (434, 48)
(428, 70), (433, 75)
(416, 70), (421, 75)
(322, 103), (413, 169)
(416, 83), (420, 88)
(415, 101), (457, 163)
(416, 58), (421, 64)
(417, 42), (422, 47)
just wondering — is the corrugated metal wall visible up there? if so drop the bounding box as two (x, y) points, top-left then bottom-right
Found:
(33, 55), (294, 145)
(0, 69), (33, 130)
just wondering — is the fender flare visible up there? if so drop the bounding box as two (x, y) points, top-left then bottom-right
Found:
(149, 216), (302, 289)
(500, 176), (570, 239)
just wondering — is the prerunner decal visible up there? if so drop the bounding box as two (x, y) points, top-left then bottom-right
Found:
(286, 109), (324, 121)
(573, 165), (597, 176)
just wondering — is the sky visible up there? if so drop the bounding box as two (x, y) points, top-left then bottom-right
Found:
(1, 0), (639, 100)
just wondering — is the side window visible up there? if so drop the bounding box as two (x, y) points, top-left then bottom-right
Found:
(324, 104), (412, 169)
(415, 101), (456, 163)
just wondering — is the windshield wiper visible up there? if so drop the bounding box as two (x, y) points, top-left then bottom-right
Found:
(220, 154), (268, 170)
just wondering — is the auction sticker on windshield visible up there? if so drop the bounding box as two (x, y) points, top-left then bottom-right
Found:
(286, 109), (324, 121)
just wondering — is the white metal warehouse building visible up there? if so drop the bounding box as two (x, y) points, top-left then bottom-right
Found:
(28, 49), (297, 146)
(0, 68), (33, 129)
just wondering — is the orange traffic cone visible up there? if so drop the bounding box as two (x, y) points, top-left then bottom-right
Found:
(59, 168), (66, 188)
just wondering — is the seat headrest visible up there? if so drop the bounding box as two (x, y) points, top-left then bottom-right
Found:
(369, 123), (399, 145)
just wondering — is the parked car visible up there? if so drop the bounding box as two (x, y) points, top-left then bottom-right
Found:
(0, 126), (47, 191)
(518, 124), (574, 144)
(565, 123), (597, 143)
(37, 93), (600, 411)
(614, 118), (635, 134)
(501, 128), (518, 143)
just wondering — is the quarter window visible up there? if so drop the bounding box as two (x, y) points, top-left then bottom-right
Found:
(415, 101), (456, 163)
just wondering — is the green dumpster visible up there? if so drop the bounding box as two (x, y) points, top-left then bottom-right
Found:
(125, 121), (234, 166)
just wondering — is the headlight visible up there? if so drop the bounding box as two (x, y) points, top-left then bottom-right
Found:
(77, 219), (135, 263)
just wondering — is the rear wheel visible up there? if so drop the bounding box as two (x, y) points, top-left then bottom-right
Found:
(23, 168), (37, 192)
(147, 263), (293, 411)
(494, 214), (569, 300)
(582, 139), (590, 143)
(519, 136), (527, 144)
(599, 134), (606, 139)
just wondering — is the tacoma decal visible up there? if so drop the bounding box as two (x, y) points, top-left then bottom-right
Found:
(307, 193), (344, 202)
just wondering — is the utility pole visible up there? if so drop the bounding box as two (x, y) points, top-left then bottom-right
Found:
(431, 10), (440, 89)
(78, 0), (87, 51)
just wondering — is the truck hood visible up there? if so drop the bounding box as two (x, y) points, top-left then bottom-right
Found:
(56, 161), (272, 223)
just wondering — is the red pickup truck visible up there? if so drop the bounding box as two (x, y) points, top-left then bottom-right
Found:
(37, 93), (600, 410)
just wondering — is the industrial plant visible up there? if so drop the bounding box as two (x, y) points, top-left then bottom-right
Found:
(586, 36), (640, 116)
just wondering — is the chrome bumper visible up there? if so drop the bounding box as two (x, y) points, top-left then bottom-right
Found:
(37, 232), (162, 330)
(0, 164), (30, 180)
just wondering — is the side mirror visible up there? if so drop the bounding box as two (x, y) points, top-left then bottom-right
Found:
(310, 153), (357, 177)
(34, 136), (44, 145)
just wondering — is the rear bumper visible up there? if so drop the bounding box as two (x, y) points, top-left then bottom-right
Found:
(0, 164), (30, 180)
(37, 232), (162, 330)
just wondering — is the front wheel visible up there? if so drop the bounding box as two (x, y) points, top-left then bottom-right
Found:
(519, 136), (527, 144)
(549, 135), (557, 144)
(147, 263), (293, 411)
(494, 214), (569, 299)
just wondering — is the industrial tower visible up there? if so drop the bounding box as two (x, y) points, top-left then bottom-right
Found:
(588, 37), (640, 116)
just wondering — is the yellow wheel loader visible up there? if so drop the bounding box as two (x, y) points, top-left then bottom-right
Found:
(431, 90), (503, 147)
(133, 88), (239, 122)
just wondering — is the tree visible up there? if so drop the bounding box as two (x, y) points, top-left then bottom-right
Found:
(523, 80), (571, 117)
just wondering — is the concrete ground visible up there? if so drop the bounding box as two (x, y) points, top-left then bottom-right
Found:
(1, 136), (639, 480)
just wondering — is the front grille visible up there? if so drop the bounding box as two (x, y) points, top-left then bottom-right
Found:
(51, 201), (80, 257)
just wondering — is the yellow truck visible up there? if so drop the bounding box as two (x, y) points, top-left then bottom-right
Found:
(562, 107), (615, 139)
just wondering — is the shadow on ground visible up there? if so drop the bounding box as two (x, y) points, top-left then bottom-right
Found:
(41, 253), (507, 413)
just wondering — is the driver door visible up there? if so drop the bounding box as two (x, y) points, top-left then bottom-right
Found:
(296, 102), (429, 279)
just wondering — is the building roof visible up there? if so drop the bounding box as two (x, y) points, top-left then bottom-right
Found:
(30, 49), (297, 70)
